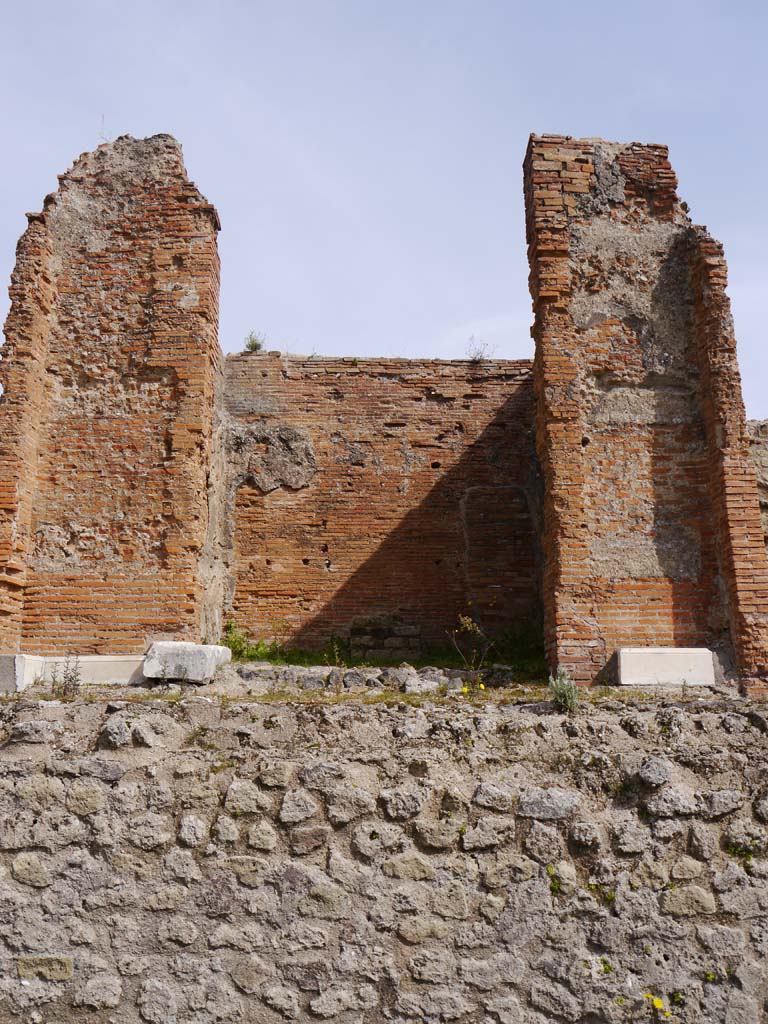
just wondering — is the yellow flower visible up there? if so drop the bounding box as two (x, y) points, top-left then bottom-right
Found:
(653, 998), (664, 1010)
(479, 683), (485, 690)
(462, 686), (469, 694)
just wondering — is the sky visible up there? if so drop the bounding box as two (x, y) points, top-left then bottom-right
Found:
(1, 0), (766, 413)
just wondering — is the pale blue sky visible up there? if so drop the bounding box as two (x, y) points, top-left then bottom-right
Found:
(1, 1), (766, 412)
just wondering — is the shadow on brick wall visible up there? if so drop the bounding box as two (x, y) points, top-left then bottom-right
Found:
(231, 389), (544, 659)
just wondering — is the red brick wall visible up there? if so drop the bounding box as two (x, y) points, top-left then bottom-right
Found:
(690, 235), (768, 682)
(0, 136), (221, 654)
(525, 134), (768, 682)
(223, 354), (540, 654)
(0, 219), (56, 648)
(1, 131), (765, 681)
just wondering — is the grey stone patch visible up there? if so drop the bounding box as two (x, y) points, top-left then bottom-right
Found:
(473, 782), (515, 813)
(11, 719), (63, 744)
(228, 423), (316, 494)
(261, 982), (300, 1019)
(383, 851), (436, 881)
(462, 817), (512, 851)
(403, 674), (441, 695)
(74, 972), (123, 1009)
(637, 755), (673, 787)
(613, 821), (647, 855)
(98, 716), (132, 749)
(247, 819), (278, 851)
(326, 786), (376, 826)
(755, 791), (768, 823)
(351, 821), (404, 860)
(659, 884), (717, 916)
(409, 949), (455, 983)
(280, 788), (320, 824)
(689, 822), (718, 861)
(524, 821), (564, 863)
(178, 813), (208, 847)
(380, 786), (423, 821)
(725, 818), (768, 854)
(129, 813), (174, 851)
(414, 817), (462, 850)
(671, 854), (704, 880)
(138, 978), (178, 1023)
(570, 820), (601, 849)
(225, 778), (271, 814)
(700, 789), (745, 819)
(644, 783), (697, 818)
(518, 787), (580, 820)
(12, 851), (50, 887)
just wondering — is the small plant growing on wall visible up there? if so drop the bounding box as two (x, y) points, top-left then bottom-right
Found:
(548, 666), (579, 713)
(466, 335), (491, 364)
(243, 330), (266, 353)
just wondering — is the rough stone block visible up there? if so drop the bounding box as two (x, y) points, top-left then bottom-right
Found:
(617, 647), (715, 687)
(143, 641), (231, 683)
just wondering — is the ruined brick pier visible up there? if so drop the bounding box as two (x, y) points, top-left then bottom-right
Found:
(1, 132), (767, 685)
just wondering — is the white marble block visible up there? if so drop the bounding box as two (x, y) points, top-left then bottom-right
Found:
(616, 647), (715, 687)
(143, 641), (232, 683)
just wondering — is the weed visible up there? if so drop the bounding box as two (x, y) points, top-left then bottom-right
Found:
(185, 725), (209, 747)
(726, 842), (755, 866)
(244, 330), (266, 353)
(448, 614), (494, 672)
(546, 865), (562, 895)
(51, 656), (81, 700)
(588, 882), (616, 905)
(466, 335), (492, 363)
(548, 667), (579, 714)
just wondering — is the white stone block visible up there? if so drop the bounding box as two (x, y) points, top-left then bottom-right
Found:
(0, 655), (43, 693)
(144, 641), (231, 683)
(616, 647), (715, 687)
(48, 655), (145, 686)
(0, 654), (146, 692)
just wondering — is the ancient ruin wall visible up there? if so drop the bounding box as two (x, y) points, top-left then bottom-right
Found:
(747, 421), (768, 550)
(221, 354), (540, 656)
(525, 135), (768, 684)
(0, 136), (222, 654)
(1, 694), (768, 1023)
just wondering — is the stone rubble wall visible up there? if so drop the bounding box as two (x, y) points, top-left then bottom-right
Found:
(222, 354), (541, 653)
(524, 135), (768, 684)
(1, 693), (768, 1022)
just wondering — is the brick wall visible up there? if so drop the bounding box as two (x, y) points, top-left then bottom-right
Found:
(747, 422), (768, 550)
(1, 132), (766, 680)
(0, 136), (221, 654)
(525, 134), (768, 683)
(222, 354), (540, 654)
